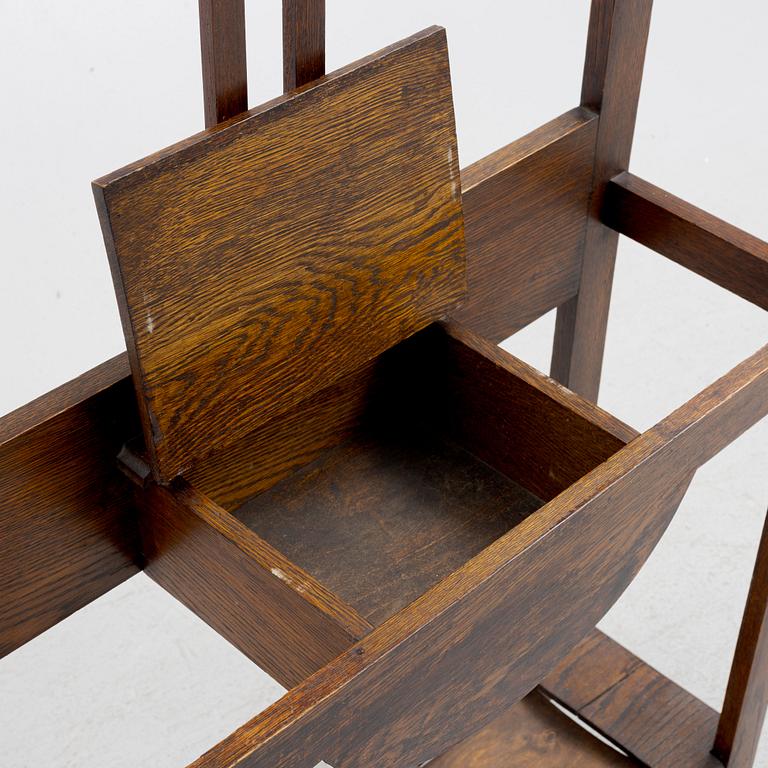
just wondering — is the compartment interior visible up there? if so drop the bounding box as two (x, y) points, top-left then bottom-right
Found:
(234, 430), (541, 626)
(190, 322), (631, 627)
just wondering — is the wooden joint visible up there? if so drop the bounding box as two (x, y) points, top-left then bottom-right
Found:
(116, 443), (152, 489)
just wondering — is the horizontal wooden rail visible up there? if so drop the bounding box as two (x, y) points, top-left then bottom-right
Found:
(0, 355), (141, 657)
(189, 343), (768, 768)
(603, 172), (768, 311)
(452, 107), (598, 341)
(139, 476), (372, 688)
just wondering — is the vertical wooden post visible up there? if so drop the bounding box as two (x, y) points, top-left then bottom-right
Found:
(198, 0), (248, 128)
(283, 0), (326, 91)
(550, 0), (654, 401)
(713, 509), (768, 767)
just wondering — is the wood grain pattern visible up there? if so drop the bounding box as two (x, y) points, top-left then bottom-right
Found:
(440, 322), (637, 501)
(714, 509), (768, 767)
(0, 355), (141, 657)
(432, 690), (637, 767)
(604, 172), (768, 311)
(186, 359), (380, 512)
(202, 322), (630, 627)
(551, 0), (654, 401)
(283, 0), (325, 91)
(235, 431), (542, 627)
(452, 107), (598, 341)
(187, 344), (768, 768)
(95, 27), (466, 482)
(199, 0), (248, 127)
(542, 629), (722, 768)
(140, 476), (372, 688)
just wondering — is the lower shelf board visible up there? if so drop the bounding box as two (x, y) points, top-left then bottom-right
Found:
(433, 629), (724, 768)
(233, 430), (542, 626)
(431, 691), (636, 767)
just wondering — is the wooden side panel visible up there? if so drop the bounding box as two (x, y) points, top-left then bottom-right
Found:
(141, 479), (371, 688)
(0, 355), (141, 657)
(186, 360), (380, 512)
(198, 0), (248, 127)
(95, 27), (466, 482)
(542, 630), (722, 768)
(604, 172), (768, 312)
(452, 108), (598, 341)
(440, 323), (637, 501)
(187, 347), (768, 768)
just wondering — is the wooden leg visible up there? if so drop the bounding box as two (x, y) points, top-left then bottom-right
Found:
(198, 0), (248, 128)
(713, 508), (768, 767)
(550, 0), (654, 402)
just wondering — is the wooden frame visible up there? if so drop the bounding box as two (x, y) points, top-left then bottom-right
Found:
(3, 1), (768, 766)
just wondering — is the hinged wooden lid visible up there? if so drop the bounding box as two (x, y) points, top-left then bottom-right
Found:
(94, 26), (466, 482)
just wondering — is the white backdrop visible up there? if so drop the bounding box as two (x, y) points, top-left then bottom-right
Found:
(2, 1), (768, 766)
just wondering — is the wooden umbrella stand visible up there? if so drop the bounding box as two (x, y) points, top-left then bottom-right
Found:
(2, 1), (768, 766)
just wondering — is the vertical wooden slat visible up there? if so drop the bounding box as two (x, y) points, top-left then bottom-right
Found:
(283, 0), (326, 91)
(198, 0), (248, 128)
(713, 509), (768, 767)
(550, 0), (654, 401)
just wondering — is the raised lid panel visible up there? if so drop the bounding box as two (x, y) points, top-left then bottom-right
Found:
(94, 26), (465, 482)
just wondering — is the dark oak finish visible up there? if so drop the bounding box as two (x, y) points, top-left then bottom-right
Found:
(0, 355), (141, 657)
(188, 342), (768, 768)
(186, 359), (381, 512)
(441, 323), (637, 501)
(551, 0), (654, 401)
(7, 3), (768, 765)
(94, 27), (466, 482)
(452, 107), (598, 341)
(432, 690), (637, 767)
(140, 476), (372, 688)
(236, 432), (541, 627)
(283, 0), (325, 91)
(211, 322), (632, 627)
(198, 0), (248, 127)
(714, 509), (768, 767)
(542, 629), (721, 768)
(604, 172), (768, 311)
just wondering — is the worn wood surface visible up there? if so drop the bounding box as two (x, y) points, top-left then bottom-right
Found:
(435, 628), (724, 768)
(140, 476), (372, 688)
(714, 509), (768, 767)
(429, 691), (641, 768)
(198, 0), (248, 127)
(543, 629), (722, 768)
(95, 27), (466, 482)
(0, 355), (141, 657)
(551, 0), (654, 401)
(283, 0), (325, 91)
(432, 689), (637, 767)
(236, 432), (542, 627)
(187, 344), (768, 768)
(452, 107), (598, 341)
(604, 172), (768, 312)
